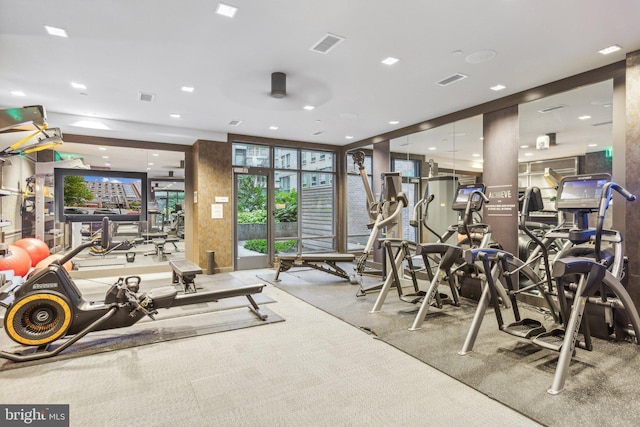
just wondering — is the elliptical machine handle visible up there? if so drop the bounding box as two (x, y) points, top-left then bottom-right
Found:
(595, 182), (637, 263)
(612, 183), (637, 202)
(462, 190), (489, 248)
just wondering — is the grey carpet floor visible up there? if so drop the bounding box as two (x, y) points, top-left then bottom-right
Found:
(261, 265), (640, 427)
(0, 269), (537, 427)
(0, 272), (280, 371)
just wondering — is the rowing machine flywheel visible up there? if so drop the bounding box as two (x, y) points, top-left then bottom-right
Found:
(4, 292), (72, 346)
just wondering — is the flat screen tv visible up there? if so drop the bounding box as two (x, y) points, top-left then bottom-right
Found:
(555, 173), (610, 212)
(54, 168), (147, 222)
(451, 183), (485, 211)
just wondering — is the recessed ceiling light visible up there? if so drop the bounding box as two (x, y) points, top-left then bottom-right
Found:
(10, 90), (25, 96)
(303, 105), (315, 111)
(104, 162), (110, 167)
(598, 45), (621, 55)
(588, 143), (598, 147)
(181, 86), (194, 93)
(345, 135), (354, 140)
(170, 113), (181, 118)
(70, 120), (110, 130)
(216, 3), (238, 18)
(490, 84), (506, 91)
(381, 57), (399, 66)
(428, 147), (436, 151)
(472, 153), (480, 157)
(465, 50), (496, 64)
(147, 167), (151, 171)
(578, 115), (591, 120)
(389, 120), (400, 125)
(44, 25), (68, 38)
(520, 145), (529, 149)
(99, 147), (107, 151)
(71, 82), (86, 90)
(269, 125), (279, 130)
(524, 152), (533, 156)
(472, 163), (483, 169)
(102, 156), (109, 159)
(152, 153), (159, 157)
(148, 163), (154, 166)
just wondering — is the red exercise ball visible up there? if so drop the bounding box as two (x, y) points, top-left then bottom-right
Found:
(34, 254), (73, 272)
(13, 238), (50, 267)
(0, 245), (32, 277)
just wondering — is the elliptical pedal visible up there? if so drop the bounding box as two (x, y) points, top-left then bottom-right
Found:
(531, 328), (566, 351)
(502, 318), (546, 339)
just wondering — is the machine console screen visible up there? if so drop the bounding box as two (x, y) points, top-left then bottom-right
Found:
(556, 174), (610, 212)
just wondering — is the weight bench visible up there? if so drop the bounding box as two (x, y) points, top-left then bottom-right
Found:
(148, 237), (180, 261)
(274, 253), (356, 283)
(170, 259), (203, 293)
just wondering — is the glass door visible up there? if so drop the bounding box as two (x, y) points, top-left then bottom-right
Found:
(235, 170), (272, 270)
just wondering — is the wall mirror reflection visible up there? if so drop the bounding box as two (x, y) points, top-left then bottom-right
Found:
(0, 141), (188, 277)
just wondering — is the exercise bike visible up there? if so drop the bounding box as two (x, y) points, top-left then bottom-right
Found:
(0, 218), (267, 362)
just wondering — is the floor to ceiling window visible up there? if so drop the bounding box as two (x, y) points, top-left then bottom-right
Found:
(233, 142), (337, 267)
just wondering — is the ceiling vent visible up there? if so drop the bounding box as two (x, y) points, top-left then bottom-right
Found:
(537, 105), (566, 113)
(436, 73), (468, 87)
(138, 92), (155, 102)
(228, 120), (242, 126)
(310, 33), (345, 54)
(312, 131), (325, 136)
(592, 121), (613, 127)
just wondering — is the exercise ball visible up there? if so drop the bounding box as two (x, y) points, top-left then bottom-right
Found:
(34, 254), (73, 272)
(13, 238), (50, 267)
(0, 245), (32, 277)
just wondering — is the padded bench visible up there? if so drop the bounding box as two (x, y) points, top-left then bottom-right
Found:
(274, 253), (356, 282)
(149, 237), (180, 261)
(170, 259), (203, 293)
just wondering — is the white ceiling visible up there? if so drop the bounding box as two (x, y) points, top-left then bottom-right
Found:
(1, 0), (639, 172)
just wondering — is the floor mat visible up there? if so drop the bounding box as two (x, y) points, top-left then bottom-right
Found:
(0, 281), (283, 371)
(259, 267), (640, 427)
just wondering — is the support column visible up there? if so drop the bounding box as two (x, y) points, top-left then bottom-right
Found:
(624, 50), (640, 307)
(191, 139), (233, 273)
(482, 106), (519, 256)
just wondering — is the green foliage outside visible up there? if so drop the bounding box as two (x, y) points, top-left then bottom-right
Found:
(237, 174), (297, 224)
(275, 189), (297, 222)
(63, 175), (94, 206)
(237, 210), (267, 224)
(237, 175), (266, 213)
(243, 239), (297, 254)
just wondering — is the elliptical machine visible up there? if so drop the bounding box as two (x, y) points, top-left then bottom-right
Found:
(0, 218), (267, 362)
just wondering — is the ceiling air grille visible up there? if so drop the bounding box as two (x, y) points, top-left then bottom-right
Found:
(537, 105), (566, 113)
(228, 120), (242, 126)
(138, 92), (155, 102)
(310, 33), (345, 54)
(436, 73), (468, 87)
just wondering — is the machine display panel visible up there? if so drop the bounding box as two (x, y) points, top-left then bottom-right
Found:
(452, 183), (485, 211)
(555, 173), (610, 212)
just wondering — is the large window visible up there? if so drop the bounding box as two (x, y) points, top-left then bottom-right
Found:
(234, 143), (337, 255)
(300, 150), (336, 251)
(232, 143), (270, 167)
(346, 152), (373, 251)
(392, 158), (421, 242)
